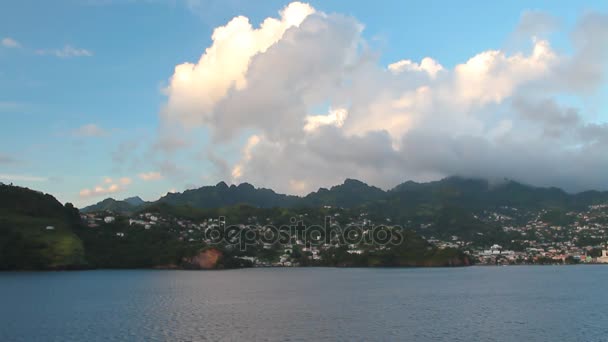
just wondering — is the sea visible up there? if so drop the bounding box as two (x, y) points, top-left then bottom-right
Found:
(1, 266), (607, 341)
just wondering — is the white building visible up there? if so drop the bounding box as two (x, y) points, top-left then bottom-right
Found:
(597, 249), (608, 263)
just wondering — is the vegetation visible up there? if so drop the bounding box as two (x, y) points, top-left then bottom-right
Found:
(0, 184), (86, 270)
(5, 176), (608, 270)
(81, 197), (147, 214)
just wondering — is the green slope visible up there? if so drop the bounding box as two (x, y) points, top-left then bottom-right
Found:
(0, 184), (87, 270)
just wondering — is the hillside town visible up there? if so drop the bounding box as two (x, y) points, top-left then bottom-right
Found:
(80, 202), (608, 266)
(427, 204), (608, 265)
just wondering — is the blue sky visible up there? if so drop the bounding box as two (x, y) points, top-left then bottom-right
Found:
(1, 0), (608, 207)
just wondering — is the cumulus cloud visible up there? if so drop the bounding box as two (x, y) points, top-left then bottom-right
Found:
(304, 108), (348, 133)
(1, 37), (20, 48)
(556, 12), (608, 93)
(231, 135), (261, 180)
(388, 57), (444, 78)
(36, 45), (93, 58)
(138, 172), (163, 181)
(158, 3), (608, 193)
(160, 1), (315, 129)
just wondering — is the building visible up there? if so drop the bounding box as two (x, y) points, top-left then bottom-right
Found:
(596, 249), (608, 263)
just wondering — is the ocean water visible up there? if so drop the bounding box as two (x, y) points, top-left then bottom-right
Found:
(1, 266), (607, 341)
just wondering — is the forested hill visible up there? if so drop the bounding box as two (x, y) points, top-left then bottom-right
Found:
(81, 196), (148, 214)
(84, 177), (608, 212)
(157, 181), (300, 209)
(0, 183), (86, 270)
(1, 182), (472, 270)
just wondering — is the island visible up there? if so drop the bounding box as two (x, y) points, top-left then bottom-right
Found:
(3, 176), (608, 270)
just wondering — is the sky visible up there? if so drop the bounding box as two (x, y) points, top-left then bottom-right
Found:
(1, 0), (608, 207)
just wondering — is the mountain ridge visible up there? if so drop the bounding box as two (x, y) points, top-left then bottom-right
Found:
(81, 177), (608, 213)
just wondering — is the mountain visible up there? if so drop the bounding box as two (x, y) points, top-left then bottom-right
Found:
(124, 196), (145, 206)
(0, 182), (474, 270)
(302, 178), (387, 208)
(82, 177), (608, 214)
(157, 182), (300, 209)
(81, 196), (148, 213)
(387, 177), (607, 210)
(0, 183), (86, 270)
(153, 179), (386, 209)
(6, 176), (608, 270)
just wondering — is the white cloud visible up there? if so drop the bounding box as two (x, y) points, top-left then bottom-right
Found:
(37, 45), (93, 58)
(80, 185), (119, 198)
(79, 177), (131, 198)
(388, 57), (444, 78)
(231, 135), (261, 180)
(71, 124), (108, 137)
(157, 5), (608, 193)
(1, 37), (20, 48)
(138, 172), (162, 181)
(304, 108), (348, 133)
(161, 1), (315, 128)
(451, 38), (557, 107)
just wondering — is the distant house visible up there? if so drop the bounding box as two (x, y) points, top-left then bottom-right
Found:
(104, 216), (115, 223)
(129, 219), (149, 227)
(596, 250), (608, 263)
(45, 226), (55, 230)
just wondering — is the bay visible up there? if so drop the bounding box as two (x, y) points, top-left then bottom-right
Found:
(1, 266), (607, 341)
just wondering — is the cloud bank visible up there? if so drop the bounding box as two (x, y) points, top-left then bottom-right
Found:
(156, 2), (608, 194)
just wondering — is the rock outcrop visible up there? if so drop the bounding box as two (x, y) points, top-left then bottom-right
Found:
(183, 248), (223, 269)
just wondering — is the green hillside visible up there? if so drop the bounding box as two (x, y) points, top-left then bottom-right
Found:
(0, 184), (86, 270)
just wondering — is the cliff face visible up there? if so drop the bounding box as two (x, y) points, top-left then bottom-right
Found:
(183, 248), (223, 269)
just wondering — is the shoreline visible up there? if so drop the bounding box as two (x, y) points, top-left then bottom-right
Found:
(4, 263), (608, 272)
